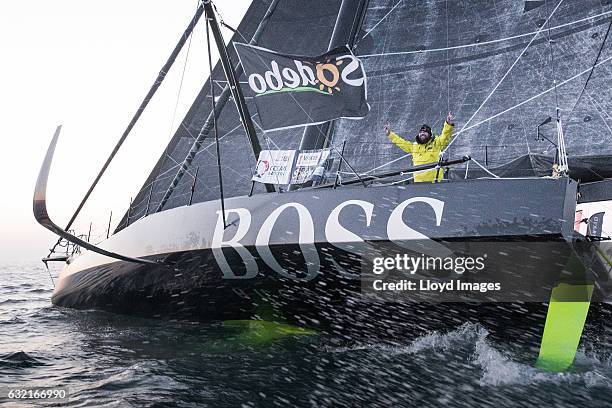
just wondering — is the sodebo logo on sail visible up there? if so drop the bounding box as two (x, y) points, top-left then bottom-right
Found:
(247, 54), (365, 97)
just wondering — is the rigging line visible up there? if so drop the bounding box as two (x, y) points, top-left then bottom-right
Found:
(211, 0), (237, 34)
(492, 0), (532, 154)
(43, 264), (55, 287)
(566, 13), (612, 119)
(160, 140), (244, 188)
(266, 137), (281, 150)
(248, 105), (284, 186)
(442, 0), (565, 154)
(361, 54), (612, 176)
(257, 131), (283, 150)
(207, 17), (227, 228)
(168, 0), (199, 139)
(285, 94), (366, 186)
(260, 119), (342, 152)
(130, 190), (152, 211)
(542, 142), (556, 154)
(262, 134), (284, 187)
(586, 92), (612, 137)
(193, 114), (258, 159)
(546, 12), (561, 118)
(141, 117), (229, 190)
(231, 26), (250, 43)
(162, 145), (253, 187)
(206, 1), (265, 175)
(454, 55), (612, 135)
(471, 157), (500, 178)
(153, 118), (200, 195)
(445, 0), (450, 112)
(558, 119), (568, 169)
(358, 10), (612, 58)
(169, 116), (248, 175)
(48, 3), (205, 253)
(357, 0), (404, 45)
(284, 86), (366, 185)
(187, 130), (255, 184)
(587, 91), (612, 121)
(363, 152), (411, 174)
(155, 0), (282, 213)
(541, 27), (607, 126)
(251, 115), (280, 149)
(214, 79), (250, 85)
(164, 152), (196, 179)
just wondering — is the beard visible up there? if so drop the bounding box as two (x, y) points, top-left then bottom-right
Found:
(417, 134), (431, 144)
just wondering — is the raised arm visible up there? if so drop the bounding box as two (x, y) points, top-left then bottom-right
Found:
(385, 123), (414, 153)
(435, 112), (455, 149)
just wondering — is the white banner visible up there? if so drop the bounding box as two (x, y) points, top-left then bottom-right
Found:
(252, 150), (296, 185)
(291, 149), (331, 184)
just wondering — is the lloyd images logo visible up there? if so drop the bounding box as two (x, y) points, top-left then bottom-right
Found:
(234, 43), (370, 131)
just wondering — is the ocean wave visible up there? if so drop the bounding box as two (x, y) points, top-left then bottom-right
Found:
(0, 351), (47, 368)
(0, 298), (31, 305)
(323, 322), (486, 354)
(324, 323), (612, 388)
(0, 316), (26, 325)
(26, 288), (53, 294)
(65, 361), (189, 406)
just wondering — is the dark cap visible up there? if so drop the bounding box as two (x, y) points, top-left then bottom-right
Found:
(419, 124), (432, 136)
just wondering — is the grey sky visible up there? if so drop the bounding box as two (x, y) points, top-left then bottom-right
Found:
(0, 1), (250, 262)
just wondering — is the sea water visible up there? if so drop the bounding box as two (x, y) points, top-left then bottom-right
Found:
(1, 262), (611, 407)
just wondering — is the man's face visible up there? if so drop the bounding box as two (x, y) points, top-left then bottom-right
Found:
(418, 128), (432, 143)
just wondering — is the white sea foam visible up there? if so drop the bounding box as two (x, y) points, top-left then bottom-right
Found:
(325, 322), (612, 388)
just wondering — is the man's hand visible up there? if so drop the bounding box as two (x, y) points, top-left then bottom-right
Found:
(446, 112), (455, 126)
(384, 122), (391, 135)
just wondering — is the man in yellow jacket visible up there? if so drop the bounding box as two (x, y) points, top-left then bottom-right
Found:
(384, 112), (455, 182)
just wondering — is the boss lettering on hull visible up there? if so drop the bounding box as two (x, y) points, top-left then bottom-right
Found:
(211, 197), (444, 280)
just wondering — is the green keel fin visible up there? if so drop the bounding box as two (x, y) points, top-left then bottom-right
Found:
(535, 283), (593, 372)
(223, 320), (318, 345)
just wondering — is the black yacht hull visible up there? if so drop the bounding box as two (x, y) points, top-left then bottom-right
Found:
(52, 177), (610, 341)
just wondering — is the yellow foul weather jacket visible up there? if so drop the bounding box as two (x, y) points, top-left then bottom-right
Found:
(387, 121), (454, 182)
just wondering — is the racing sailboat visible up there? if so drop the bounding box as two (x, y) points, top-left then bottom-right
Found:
(35, 0), (612, 370)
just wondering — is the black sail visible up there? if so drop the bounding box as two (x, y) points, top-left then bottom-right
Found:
(117, 0), (343, 231)
(334, 0), (612, 175)
(119, 0), (612, 231)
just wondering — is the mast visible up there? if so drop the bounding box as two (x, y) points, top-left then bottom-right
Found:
(297, 0), (369, 152)
(202, 0), (262, 164)
(154, 0), (280, 214)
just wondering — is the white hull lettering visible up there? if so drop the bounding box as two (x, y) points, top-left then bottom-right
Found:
(325, 200), (375, 279)
(212, 208), (259, 279)
(387, 197), (452, 258)
(256, 202), (320, 281)
(212, 198), (447, 280)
